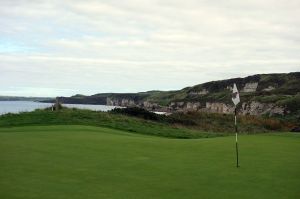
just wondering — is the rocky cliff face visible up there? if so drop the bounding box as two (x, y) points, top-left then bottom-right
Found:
(169, 101), (202, 112)
(106, 97), (287, 117)
(107, 97), (163, 111)
(167, 101), (286, 116)
(51, 72), (300, 117)
(107, 72), (299, 116)
(106, 98), (136, 107)
(242, 82), (258, 92)
(241, 101), (286, 116)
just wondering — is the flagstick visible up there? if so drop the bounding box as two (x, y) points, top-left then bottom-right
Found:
(235, 106), (239, 168)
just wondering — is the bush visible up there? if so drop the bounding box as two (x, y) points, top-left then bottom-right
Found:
(110, 107), (197, 126)
(110, 107), (161, 121)
(276, 94), (300, 113)
(262, 119), (282, 130)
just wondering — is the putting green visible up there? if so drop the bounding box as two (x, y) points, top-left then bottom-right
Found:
(0, 125), (299, 199)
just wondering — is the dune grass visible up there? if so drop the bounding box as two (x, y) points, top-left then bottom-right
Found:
(0, 109), (223, 138)
(0, 107), (294, 138)
(0, 125), (299, 199)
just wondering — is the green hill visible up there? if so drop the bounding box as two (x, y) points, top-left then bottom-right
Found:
(0, 108), (295, 134)
(45, 72), (300, 120)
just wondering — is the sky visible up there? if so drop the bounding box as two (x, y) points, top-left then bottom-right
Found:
(0, 0), (299, 97)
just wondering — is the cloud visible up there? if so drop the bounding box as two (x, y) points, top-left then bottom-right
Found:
(0, 0), (299, 96)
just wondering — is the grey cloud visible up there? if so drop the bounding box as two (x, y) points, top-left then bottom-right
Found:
(0, 0), (299, 96)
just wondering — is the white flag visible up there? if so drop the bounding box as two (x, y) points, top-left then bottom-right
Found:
(232, 83), (240, 106)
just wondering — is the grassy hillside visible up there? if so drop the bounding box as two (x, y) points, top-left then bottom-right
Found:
(0, 108), (219, 139)
(0, 126), (299, 199)
(0, 108), (294, 135)
(47, 72), (300, 118)
(175, 72), (300, 107)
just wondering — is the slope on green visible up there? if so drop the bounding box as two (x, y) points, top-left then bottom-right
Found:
(0, 125), (299, 199)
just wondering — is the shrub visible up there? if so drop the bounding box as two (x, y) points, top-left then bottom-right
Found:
(262, 119), (282, 130)
(110, 107), (161, 121)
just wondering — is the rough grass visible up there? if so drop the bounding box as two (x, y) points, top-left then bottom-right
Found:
(168, 111), (294, 132)
(0, 109), (220, 139)
(0, 108), (295, 136)
(0, 125), (299, 199)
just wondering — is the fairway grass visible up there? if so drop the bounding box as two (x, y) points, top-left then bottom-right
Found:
(0, 125), (299, 199)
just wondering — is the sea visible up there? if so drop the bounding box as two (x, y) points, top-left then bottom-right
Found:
(0, 101), (117, 115)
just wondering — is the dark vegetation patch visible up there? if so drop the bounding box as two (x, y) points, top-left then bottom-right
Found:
(111, 107), (161, 121)
(276, 94), (300, 113)
(110, 107), (294, 133)
(110, 107), (197, 126)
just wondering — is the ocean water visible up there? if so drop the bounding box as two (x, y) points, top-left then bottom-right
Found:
(0, 101), (117, 115)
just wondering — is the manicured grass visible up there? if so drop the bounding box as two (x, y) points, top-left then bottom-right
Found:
(0, 125), (299, 199)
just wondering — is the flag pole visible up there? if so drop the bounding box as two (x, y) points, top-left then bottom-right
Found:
(235, 106), (239, 168)
(232, 83), (240, 168)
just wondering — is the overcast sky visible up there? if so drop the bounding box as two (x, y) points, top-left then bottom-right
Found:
(0, 0), (299, 97)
